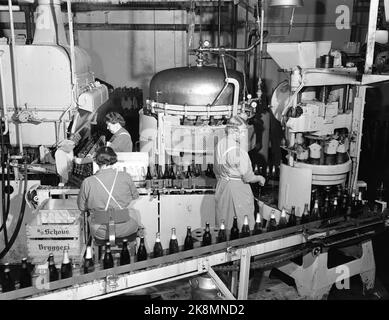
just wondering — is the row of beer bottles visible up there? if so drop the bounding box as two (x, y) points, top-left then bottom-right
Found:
(311, 185), (364, 212)
(146, 163), (216, 181)
(0, 251), (72, 292)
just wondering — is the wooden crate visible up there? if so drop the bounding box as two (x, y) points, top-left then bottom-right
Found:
(26, 216), (84, 265)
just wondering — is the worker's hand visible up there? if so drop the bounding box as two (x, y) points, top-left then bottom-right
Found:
(257, 175), (266, 186)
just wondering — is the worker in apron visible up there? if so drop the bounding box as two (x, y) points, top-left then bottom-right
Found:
(105, 112), (133, 152)
(77, 147), (140, 241)
(214, 116), (266, 230)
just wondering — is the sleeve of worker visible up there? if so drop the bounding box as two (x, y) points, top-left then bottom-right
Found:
(239, 150), (256, 183)
(77, 179), (89, 211)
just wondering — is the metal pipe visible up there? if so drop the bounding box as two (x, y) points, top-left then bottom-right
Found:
(0, 5), (19, 10)
(8, 0), (22, 154)
(0, 50), (9, 135)
(66, 0), (76, 90)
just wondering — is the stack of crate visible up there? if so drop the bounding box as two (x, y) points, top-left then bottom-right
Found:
(26, 197), (84, 266)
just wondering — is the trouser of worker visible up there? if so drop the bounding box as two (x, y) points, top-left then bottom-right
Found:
(91, 217), (139, 241)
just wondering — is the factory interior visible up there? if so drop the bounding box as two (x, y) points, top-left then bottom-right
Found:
(0, 0), (389, 302)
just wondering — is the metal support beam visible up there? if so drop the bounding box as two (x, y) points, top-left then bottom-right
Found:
(207, 267), (236, 300)
(364, 0), (379, 74)
(237, 247), (251, 300)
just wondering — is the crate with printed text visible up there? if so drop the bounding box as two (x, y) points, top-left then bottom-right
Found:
(26, 216), (84, 265)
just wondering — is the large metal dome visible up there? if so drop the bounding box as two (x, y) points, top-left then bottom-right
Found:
(149, 66), (243, 106)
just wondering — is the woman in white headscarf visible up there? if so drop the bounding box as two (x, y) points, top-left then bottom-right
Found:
(214, 116), (266, 230)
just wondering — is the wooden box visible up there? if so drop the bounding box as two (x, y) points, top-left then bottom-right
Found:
(26, 217), (84, 265)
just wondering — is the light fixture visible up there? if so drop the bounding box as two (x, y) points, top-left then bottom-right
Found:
(269, 0), (304, 7)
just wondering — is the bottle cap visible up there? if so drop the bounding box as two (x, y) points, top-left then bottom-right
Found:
(281, 209), (287, 217)
(62, 250), (70, 264)
(255, 213), (261, 223)
(243, 215), (249, 225)
(220, 221), (225, 229)
(85, 247), (93, 259)
(155, 232), (161, 241)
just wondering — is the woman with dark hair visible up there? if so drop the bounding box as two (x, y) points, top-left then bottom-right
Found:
(77, 146), (140, 241)
(105, 112), (133, 152)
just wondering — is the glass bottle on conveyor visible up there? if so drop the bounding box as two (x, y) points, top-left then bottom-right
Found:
(300, 203), (310, 224)
(267, 210), (278, 232)
(103, 242), (114, 269)
(83, 246), (95, 274)
(323, 197), (330, 219)
(169, 228), (179, 254)
(2, 263), (15, 292)
(253, 213), (262, 235)
(120, 239), (131, 265)
(145, 166), (152, 189)
(202, 222), (212, 246)
(287, 206), (297, 227)
(137, 236), (148, 261)
(240, 215), (251, 238)
(230, 216), (240, 240)
(163, 164), (171, 188)
(217, 220), (227, 243)
(186, 165), (193, 188)
(153, 233), (164, 258)
(48, 253), (59, 282)
(60, 250), (73, 279)
(19, 258), (32, 288)
(278, 208), (288, 229)
(184, 226), (194, 250)
(331, 197), (339, 218)
(311, 200), (321, 221)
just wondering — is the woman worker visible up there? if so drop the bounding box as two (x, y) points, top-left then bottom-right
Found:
(105, 112), (133, 152)
(214, 116), (266, 229)
(77, 146), (140, 241)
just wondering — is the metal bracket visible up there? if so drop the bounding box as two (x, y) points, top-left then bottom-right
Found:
(105, 274), (119, 293)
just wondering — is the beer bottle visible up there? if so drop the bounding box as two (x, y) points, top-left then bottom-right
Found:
(60, 250), (73, 279)
(265, 166), (271, 185)
(217, 220), (227, 243)
(19, 258), (32, 288)
(253, 212), (262, 235)
(202, 222), (212, 246)
(351, 191), (357, 209)
(169, 165), (176, 182)
(2, 263), (15, 292)
(153, 233), (164, 258)
(323, 197), (330, 219)
(169, 228), (179, 254)
(184, 227), (194, 250)
(137, 236), (148, 261)
(271, 165), (276, 181)
(310, 188), (317, 211)
(230, 216), (240, 240)
(240, 215), (251, 238)
(300, 203), (310, 224)
(120, 239), (131, 265)
(287, 206), (297, 227)
(145, 166), (152, 189)
(254, 164), (259, 175)
(311, 199), (321, 221)
(186, 166), (193, 188)
(331, 197), (339, 217)
(267, 211), (278, 232)
(325, 186), (332, 202)
(103, 242), (114, 269)
(205, 164), (213, 177)
(341, 196), (348, 216)
(377, 182), (384, 201)
(278, 209), (288, 229)
(83, 246), (95, 274)
(48, 253), (59, 282)
(163, 164), (171, 188)
(345, 205), (352, 221)
(357, 191), (363, 210)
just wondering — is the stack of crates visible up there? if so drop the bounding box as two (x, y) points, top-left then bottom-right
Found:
(26, 197), (84, 266)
